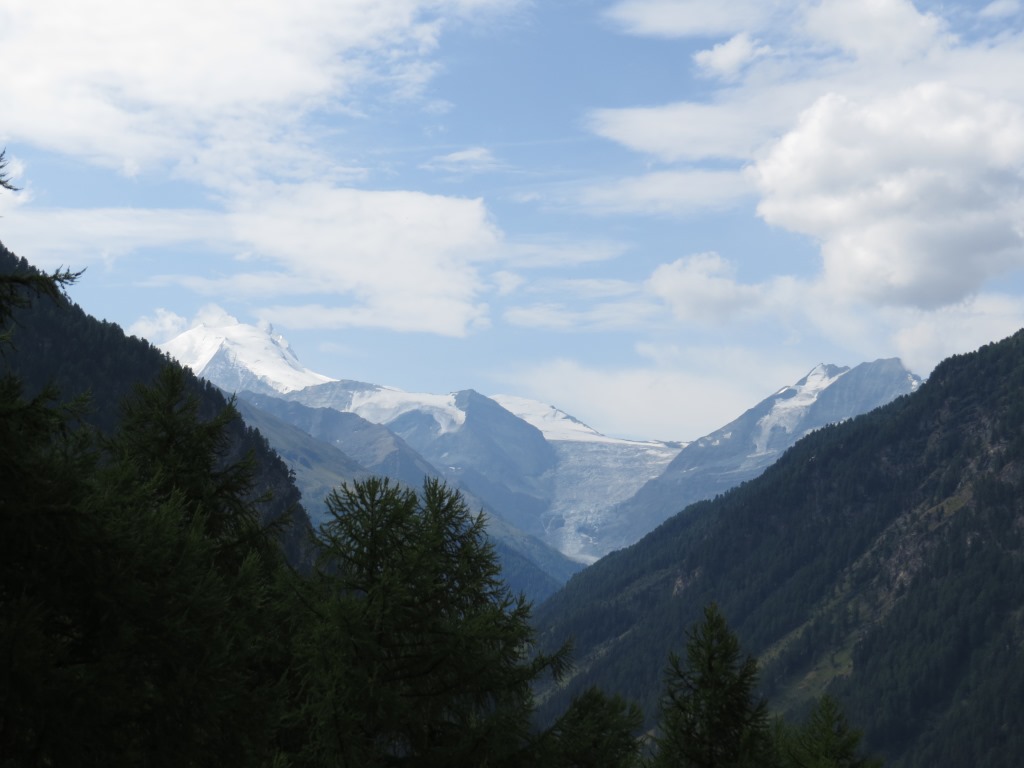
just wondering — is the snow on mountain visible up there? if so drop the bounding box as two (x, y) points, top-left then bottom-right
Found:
(490, 394), (665, 446)
(488, 394), (683, 562)
(540, 440), (682, 563)
(348, 387), (466, 435)
(593, 358), (924, 560)
(752, 363), (847, 455)
(158, 318), (921, 566)
(160, 316), (334, 394)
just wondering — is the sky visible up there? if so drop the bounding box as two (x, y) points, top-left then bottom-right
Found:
(3, 0), (1024, 441)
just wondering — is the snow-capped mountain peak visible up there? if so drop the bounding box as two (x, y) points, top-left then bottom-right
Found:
(160, 316), (335, 394)
(491, 394), (634, 444)
(753, 363), (849, 454)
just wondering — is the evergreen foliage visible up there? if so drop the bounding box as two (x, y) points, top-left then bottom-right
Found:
(0, 149), (17, 191)
(0, 268), (292, 765)
(290, 476), (571, 767)
(542, 686), (644, 768)
(776, 695), (882, 768)
(653, 604), (772, 768)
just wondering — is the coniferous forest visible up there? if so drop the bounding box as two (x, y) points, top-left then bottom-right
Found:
(0, 250), (891, 763)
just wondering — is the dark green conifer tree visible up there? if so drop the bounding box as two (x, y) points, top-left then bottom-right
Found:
(653, 603), (774, 768)
(0, 148), (18, 191)
(293, 476), (570, 767)
(0, 266), (291, 765)
(542, 686), (644, 768)
(779, 695), (882, 768)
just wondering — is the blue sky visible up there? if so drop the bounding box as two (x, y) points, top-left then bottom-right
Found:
(3, 0), (1024, 440)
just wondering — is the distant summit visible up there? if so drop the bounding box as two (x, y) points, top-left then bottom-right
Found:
(160, 313), (335, 395)
(490, 393), (675, 446)
(595, 358), (923, 557)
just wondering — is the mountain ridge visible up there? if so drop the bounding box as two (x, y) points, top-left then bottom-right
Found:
(161, 319), (922, 563)
(532, 328), (1024, 767)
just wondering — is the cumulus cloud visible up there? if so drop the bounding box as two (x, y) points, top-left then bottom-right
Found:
(582, 0), (1024, 379)
(888, 294), (1024, 375)
(192, 304), (241, 328)
(803, 0), (949, 62)
(127, 308), (188, 344)
(752, 83), (1024, 309)
(223, 182), (501, 336)
(647, 252), (765, 323)
(694, 33), (771, 79)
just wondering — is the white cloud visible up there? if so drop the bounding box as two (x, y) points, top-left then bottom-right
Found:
(256, 300), (490, 336)
(588, 0), (1024, 372)
(421, 146), (502, 174)
(192, 304), (241, 328)
(604, 0), (772, 38)
(694, 33), (771, 79)
(224, 182), (502, 336)
(888, 294), (1024, 375)
(647, 252), (765, 323)
(537, 278), (638, 300)
(491, 270), (524, 295)
(980, 0), (1021, 20)
(501, 239), (630, 267)
(588, 100), (783, 162)
(127, 308), (188, 343)
(503, 299), (662, 332)
(0, 207), (228, 269)
(578, 169), (752, 215)
(0, 0), (520, 182)
(3, 179), (504, 337)
(803, 0), (949, 63)
(752, 83), (1024, 309)
(502, 350), (809, 441)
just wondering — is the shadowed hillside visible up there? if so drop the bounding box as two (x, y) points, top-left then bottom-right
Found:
(534, 328), (1024, 767)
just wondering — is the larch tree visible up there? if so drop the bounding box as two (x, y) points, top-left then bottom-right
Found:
(653, 603), (774, 768)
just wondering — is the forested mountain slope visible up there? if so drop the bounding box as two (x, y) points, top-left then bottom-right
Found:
(534, 329), (1024, 767)
(0, 246), (574, 599)
(0, 245), (315, 565)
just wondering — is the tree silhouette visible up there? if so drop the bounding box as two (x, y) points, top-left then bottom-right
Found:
(653, 603), (773, 768)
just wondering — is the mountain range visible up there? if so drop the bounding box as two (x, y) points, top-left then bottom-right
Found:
(161, 315), (920, 573)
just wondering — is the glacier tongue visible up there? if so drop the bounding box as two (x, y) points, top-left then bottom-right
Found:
(541, 439), (681, 563)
